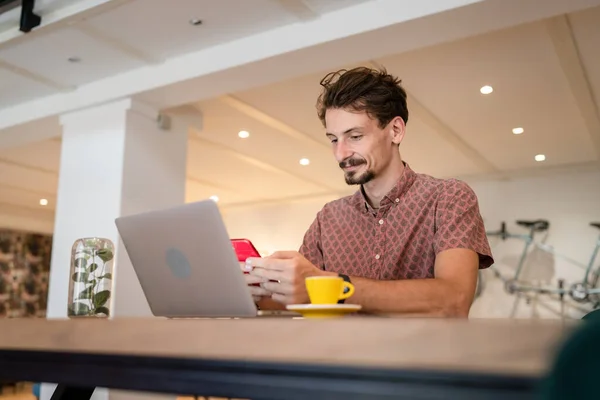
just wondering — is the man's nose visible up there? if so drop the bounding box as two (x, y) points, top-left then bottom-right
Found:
(335, 142), (353, 162)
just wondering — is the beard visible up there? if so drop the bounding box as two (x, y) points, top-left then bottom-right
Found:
(339, 157), (375, 185)
(345, 170), (375, 185)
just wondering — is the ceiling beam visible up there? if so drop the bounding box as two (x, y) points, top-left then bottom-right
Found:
(272, 0), (319, 21)
(221, 190), (349, 210)
(186, 176), (240, 194)
(0, 0), (135, 49)
(0, 116), (62, 150)
(455, 160), (600, 183)
(0, 181), (55, 198)
(74, 24), (163, 64)
(0, 156), (248, 201)
(216, 96), (330, 151)
(0, 200), (55, 217)
(189, 135), (338, 192)
(0, 60), (72, 91)
(407, 93), (499, 173)
(186, 175), (264, 204)
(545, 14), (600, 160)
(0, 156), (58, 175)
(0, 0), (505, 131)
(170, 105), (339, 192)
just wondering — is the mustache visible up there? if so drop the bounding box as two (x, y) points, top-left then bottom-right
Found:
(339, 157), (366, 169)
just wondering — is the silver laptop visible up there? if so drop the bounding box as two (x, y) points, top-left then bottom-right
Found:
(114, 199), (297, 318)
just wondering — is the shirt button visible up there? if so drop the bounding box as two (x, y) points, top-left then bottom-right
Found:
(378, 219), (384, 225)
(395, 198), (400, 203)
(375, 254), (381, 260)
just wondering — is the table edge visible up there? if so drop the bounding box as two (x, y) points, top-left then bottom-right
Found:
(0, 348), (542, 399)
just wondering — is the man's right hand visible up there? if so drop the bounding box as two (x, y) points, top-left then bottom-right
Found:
(239, 262), (271, 302)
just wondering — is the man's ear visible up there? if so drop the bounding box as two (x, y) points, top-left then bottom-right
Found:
(389, 116), (406, 145)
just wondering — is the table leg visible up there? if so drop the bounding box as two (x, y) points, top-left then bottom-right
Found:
(50, 385), (95, 400)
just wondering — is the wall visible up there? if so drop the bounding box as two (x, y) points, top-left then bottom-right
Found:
(0, 204), (53, 320)
(467, 169), (600, 319)
(222, 169), (600, 320)
(0, 203), (54, 235)
(221, 193), (343, 256)
(3, 168), (598, 320)
(0, 227), (52, 318)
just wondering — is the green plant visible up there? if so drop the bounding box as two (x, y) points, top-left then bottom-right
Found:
(68, 242), (113, 317)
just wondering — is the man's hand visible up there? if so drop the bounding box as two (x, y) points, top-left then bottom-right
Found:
(244, 251), (326, 305)
(238, 262), (270, 303)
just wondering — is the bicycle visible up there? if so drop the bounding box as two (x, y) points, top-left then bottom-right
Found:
(483, 220), (600, 315)
(570, 222), (600, 305)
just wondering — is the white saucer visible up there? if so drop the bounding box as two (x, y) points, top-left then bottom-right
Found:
(286, 303), (362, 318)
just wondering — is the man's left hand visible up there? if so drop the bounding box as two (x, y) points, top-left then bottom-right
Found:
(244, 251), (326, 305)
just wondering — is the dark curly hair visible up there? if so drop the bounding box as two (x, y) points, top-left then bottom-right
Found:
(316, 66), (409, 129)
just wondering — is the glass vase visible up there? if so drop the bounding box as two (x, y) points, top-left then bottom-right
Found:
(67, 237), (114, 318)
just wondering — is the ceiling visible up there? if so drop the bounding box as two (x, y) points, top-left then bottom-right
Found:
(0, 1), (599, 224)
(0, 0), (371, 108)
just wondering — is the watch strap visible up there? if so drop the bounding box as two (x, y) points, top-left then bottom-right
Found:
(338, 273), (351, 304)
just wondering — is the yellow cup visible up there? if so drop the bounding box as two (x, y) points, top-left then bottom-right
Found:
(305, 276), (355, 304)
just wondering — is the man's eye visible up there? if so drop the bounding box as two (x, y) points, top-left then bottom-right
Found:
(330, 139), (338, 143)
(350, 136), (362, 140)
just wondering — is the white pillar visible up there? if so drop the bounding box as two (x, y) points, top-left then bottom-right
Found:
(41, 98), (188, 400)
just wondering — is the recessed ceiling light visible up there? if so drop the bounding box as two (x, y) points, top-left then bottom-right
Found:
(209, 195), (219, 202)
(189, 18), (202, 26)
(299, 158), (310, 166)
(480, 85), (493, 95)
(512, 127), (524, 135)
(67, 57), (81, 63)
(534, 154), (546, 162)
(238, 130), (250, 139)
(39, 199), (48, 206)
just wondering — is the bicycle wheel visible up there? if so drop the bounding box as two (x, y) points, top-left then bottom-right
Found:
(589, 268), (600, 307)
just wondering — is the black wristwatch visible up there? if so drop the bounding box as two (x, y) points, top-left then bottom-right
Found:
(338, 273), (351, 304)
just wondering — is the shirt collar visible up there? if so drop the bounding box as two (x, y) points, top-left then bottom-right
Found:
(349, 162), (417, 212)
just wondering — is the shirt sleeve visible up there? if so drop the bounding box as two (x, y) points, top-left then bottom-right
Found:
(299, 211), (325, 270)
(433, 180), (494, 269)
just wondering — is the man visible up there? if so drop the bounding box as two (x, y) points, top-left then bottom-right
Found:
(242, 66), (493, 317)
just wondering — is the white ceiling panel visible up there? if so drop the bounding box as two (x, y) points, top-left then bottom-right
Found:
(193, 99), (345, 192)
(82, 0), (301, 61)
(377, 21), (597, 171)
(0, 184), (55, 211)
(0, 67), (58, 108)
(233, 63), (371, 145)
(0, 202), (54, 226)
(0, 138), (61, 172)
(234, 70), (328, 145)
(186, 138), (328, 202)
(185, 179), (246, 206)
(569, 6), (600, 116)
(0, 27), (147, 87)
(303, 0), (372, 15)
(232, 62), (484, 179)
(0, 160), (58, 195)
(401, 111), (483, 178)
(2, 4), (600, 222)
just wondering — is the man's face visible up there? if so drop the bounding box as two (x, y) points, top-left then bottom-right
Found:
(325, 108), (402, 185)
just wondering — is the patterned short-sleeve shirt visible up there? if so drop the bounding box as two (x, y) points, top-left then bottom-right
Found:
(299, 163), (493, 279)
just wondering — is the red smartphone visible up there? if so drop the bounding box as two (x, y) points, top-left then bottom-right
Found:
(232, 239), (261, 287)
(231, 238), (261, 262)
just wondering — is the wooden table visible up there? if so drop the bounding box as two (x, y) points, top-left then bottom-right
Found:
(0, 317), (576, 400)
